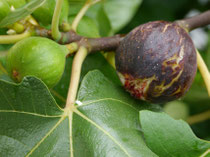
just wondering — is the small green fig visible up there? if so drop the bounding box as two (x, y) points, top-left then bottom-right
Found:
(115, 21), (197, 103)
(6, 37), (68, 88)
(6, 0), (26, 8)
(0, 0), (10, 22)
(68, 15), (100, 38)
(0, 0), (26, 22)
(164, 101), (189, 120)
(29, 0), (69, 26)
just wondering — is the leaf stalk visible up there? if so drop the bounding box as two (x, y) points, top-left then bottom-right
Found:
(196, 50), (210, 96)
(72, 0), (101, 31)
(65, 47), (88, 109)
(51, 0), (63, 40)
(0, 30), (31, 44)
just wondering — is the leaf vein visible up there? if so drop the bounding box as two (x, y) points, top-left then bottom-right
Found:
(78, 98), (138, 111)
(69, 112), (74, 157)
(73, 109), (132, 157)
(0, 88), (15, 110)
(0, 110), (62, 118)
(26, 116), (66, 156)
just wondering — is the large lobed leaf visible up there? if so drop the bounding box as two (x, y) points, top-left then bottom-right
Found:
(139, 111), (210, 157)
(102, 0), (142, 32)
(0, 70), (157, 156)
(1, 69), (209, 156)
(69, 0), (142, 35)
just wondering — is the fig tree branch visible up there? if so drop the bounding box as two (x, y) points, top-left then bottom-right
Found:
(1, 10), (208, 51)
(35, 27), (123, 51)
(77, 35), (123, 52)
(176, 10), (210, 31)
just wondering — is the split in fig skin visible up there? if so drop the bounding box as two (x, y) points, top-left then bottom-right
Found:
(6, 37), (69, 88)
(115, 21), (197, 103)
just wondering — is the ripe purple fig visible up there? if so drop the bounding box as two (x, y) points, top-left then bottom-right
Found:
(115, 21), (197, 103)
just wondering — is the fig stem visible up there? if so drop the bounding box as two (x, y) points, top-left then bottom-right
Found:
(72, 0), (101, 32)
(51, 0), (63, 40)
(65, 47), (88, 108)
(8, 23), (25, 34)
(196, 50), (210, 96)
(25, 15), (39, 26)
(65, 42), (79, 55)
(176, 10), (210, 31)
(61, 22), (71, 32)
(187, 110), (210, 125)
(106, 52), (116, 68)
(0, 31), (31, 44)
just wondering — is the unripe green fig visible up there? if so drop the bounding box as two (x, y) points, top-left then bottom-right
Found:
(6, 37), (68, 88)
(164, 101), (189, 120)
(115, 21), (197, 103)
(0, 0), (10, 22)
(29, 0), (69, 26)
(6, 0), (26, 8)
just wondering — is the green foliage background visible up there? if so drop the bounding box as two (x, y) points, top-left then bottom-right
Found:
(0, 0), (210, 156)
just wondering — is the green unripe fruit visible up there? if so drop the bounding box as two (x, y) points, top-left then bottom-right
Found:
(164, 101), (189, 120)
(6, 0), (26, 8)
(6, 37), (68, 88)
(0, 0), (10, 22)
(30, 0), (69, 26)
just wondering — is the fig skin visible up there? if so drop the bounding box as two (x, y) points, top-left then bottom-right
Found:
(6, 37), (68, 88)
(115, 21), (197, 103)
(0, 0), (10, 22)
(28, 0), (69, 26)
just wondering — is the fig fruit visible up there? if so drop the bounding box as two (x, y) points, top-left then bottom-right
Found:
(29, 0), (69, 26)
(6, 0), (26, 8)
(164, 101), (189, 120)
(0, 0), (26, 22)
(115, 21), (197, 103)
(6, 37), (68, 88)
(0, 0), (10, 22)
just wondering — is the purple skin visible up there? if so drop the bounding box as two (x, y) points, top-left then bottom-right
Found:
(115, 21), (197, 103)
